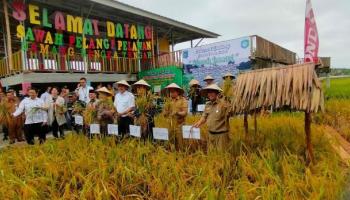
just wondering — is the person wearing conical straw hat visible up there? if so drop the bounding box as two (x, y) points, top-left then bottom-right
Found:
(114, 80), (135, 137)
(193, 84), (232, 152)
(221, 72), (236, 101)
(132, 79), (156, 140)
(222, 72), (235, 81)
(188, 79), (203, 114)
(161, 83), (188, 150)
(93, 87), (116, 136)
(203, 75), (215, 86)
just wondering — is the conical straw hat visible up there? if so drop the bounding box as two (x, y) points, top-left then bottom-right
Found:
(189, 79), (200, 87)
(162, 83), (184, 94)
(133, 79), (151, 88)
(200, 84), (223, 96)
(96, 87), (113, 96)
(222, 72), (235, 79)
(203, 75), (214, 81)
(116, 80), (130, 87)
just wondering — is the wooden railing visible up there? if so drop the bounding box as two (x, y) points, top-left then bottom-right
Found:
(156, 50), (182, 68)
(0, 50), (183, 77)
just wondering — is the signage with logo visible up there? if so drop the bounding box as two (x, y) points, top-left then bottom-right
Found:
(182, 37), (252, 86)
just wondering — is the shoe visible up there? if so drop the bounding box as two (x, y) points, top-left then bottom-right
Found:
(9, 140), (15, 144)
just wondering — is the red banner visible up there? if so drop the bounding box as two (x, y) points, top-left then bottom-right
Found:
(304, 0), (319, 63)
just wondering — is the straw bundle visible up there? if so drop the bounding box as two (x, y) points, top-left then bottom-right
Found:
(232, 63), (324, 114)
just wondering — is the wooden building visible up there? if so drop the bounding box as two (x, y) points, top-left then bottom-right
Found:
(0, 0), (219, 90)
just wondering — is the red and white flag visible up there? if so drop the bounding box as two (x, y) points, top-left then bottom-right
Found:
(304, 0), (319, 63)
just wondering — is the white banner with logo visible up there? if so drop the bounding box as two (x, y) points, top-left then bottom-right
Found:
(182, 37), (251, 86)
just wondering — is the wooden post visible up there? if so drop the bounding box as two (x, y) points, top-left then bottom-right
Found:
(244, 113), (248, 134)
(3, 0), (13, 71)
(151, 26), (155, 69)
(254, 111), (257, 134)
(305, 111), (314, 164)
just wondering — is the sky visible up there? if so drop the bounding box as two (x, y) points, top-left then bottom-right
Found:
(119, 0), (350, 68)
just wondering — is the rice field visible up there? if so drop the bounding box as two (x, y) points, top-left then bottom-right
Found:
(0, 77), (349, 199)
(323, 77), (350, 99)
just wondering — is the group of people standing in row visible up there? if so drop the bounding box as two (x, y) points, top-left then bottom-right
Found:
(0, 72), (236, 151)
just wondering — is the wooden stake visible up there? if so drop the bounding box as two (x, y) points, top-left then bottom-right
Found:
(254, 111), (257, 134)
(305, 111), (314, 164)
(3, 0), (13, 71)
(244, 113), (248, 134)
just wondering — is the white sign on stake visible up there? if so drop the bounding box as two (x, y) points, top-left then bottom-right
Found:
(74, 115), (84, 125)
(90, 124), (100, 134)
(107, 124), (119, 136)
(153, 128), (169, 141)
(129, 125), (141, 138)
(182, 126), (201, 140)
(197, 104), (205, 112)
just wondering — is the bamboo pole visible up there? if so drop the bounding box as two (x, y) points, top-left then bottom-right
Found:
(3, 0), (13, 72)
(305, 111), (314, 164)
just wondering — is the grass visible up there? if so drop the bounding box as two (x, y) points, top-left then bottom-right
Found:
(0, 77), (349, 199)
(0, 112), (348, 199)
(323, 77), (350, 99)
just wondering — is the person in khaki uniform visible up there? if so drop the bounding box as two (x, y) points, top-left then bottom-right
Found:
(4, 90), (25, 144)
(193, 84), (232, 152)
(162, 83), (188, 150)
(95, 87), (116, 136)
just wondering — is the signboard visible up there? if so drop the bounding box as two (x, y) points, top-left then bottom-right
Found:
(153, 128), (169, 141)
(182, 126), (200, 140)
(74, 115), (83, 125)
(130, 125), (141, 138)
(107, 124), (119, 136)
(182, 37), (252, 86)
(90, 124), (100, 134)
(138, 66), (183, 90)
(12, 2), (153, 60)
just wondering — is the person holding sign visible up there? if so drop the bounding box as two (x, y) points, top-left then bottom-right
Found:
(188, 79), (203, 114)
(203, 75), (215, 86)
(71, 93), (86, 134)
(114, 80), (135, 137)
(193, 84), (232, 152)
(162, 83), (188, 150)
(96, 87), (116, 136)
(132, 79), (157, 140)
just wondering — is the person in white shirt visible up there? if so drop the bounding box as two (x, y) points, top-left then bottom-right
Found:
(75, 77), (93, 104)
(114, 80), (135, 137)
(44, 87), (66, 139)
(13, 88), (48, 145)
(40, 86), (51, 103)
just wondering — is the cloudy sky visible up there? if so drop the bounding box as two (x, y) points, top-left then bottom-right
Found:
(119, 0), (350, 68)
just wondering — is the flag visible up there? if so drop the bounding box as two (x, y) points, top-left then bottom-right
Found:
(304, 0), (319, 63)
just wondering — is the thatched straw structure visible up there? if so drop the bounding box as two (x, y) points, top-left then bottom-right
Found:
(232, 63), (325, 163)
(232, 63), (324, 114)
